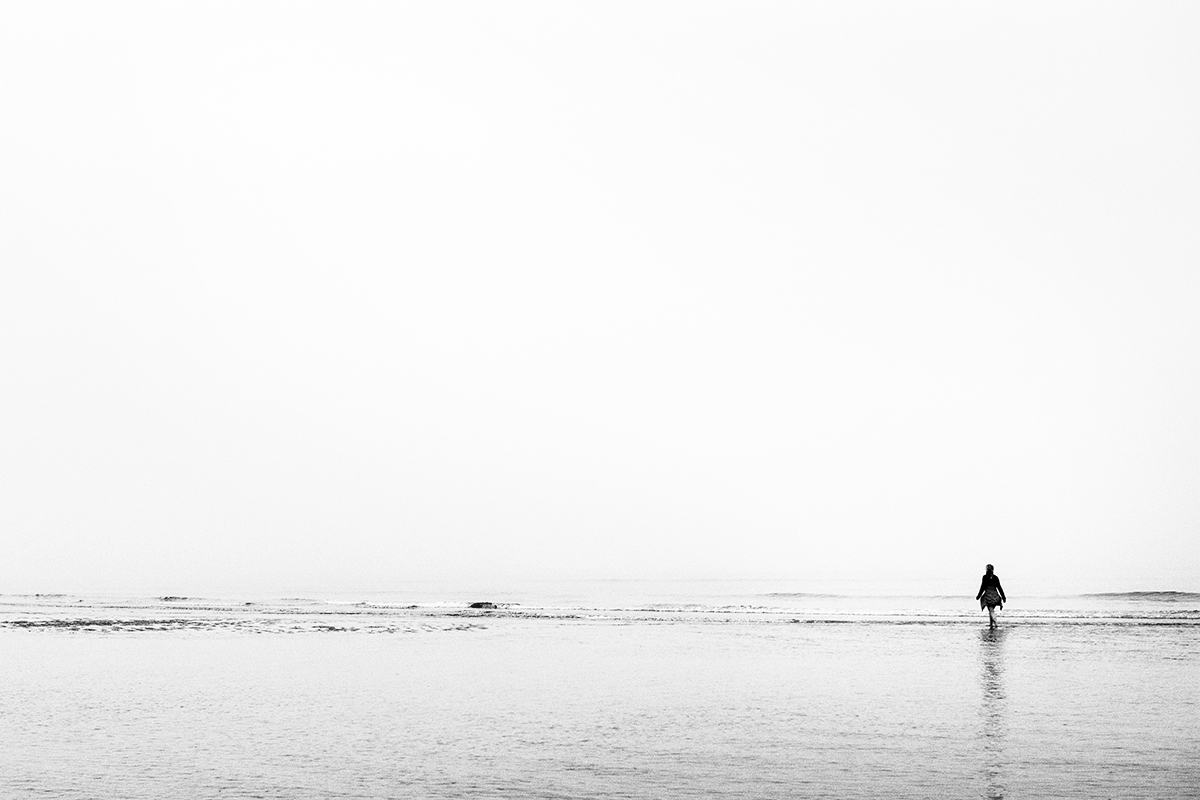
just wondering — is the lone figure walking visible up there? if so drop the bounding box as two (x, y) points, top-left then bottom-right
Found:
(976, 564), (1006, 628)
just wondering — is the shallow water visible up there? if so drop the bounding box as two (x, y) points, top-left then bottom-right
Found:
(1, 586), (1197, 799)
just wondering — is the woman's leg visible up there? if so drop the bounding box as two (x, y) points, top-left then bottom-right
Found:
(987, 605), (997, 627)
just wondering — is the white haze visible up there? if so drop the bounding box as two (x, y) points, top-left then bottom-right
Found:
(1, 3), (1197, 595)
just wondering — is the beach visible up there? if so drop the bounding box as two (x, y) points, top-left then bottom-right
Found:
(1, 585), (1197, 799)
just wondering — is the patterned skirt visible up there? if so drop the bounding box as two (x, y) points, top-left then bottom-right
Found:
(980, 587), (1003, 610)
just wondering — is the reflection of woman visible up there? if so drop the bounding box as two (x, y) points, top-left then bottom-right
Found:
(976, 564), (1007, 628)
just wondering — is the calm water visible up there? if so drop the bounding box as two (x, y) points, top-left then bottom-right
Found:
(1, 583), (1197, 799)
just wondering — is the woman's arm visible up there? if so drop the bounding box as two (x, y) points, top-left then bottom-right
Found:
(997, 579), (1006, 602)
(976, 578), (985, 600)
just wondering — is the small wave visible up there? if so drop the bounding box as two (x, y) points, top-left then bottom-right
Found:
(1, 617), (487, 634)
(616, 604), (776, 614)
(1082, 591), (1200, 601)
(5, 618), (200, 630)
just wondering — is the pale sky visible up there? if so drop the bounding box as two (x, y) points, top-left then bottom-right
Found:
(2, 3), (1197, 595)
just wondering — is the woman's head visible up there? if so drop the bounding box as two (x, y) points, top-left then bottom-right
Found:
(985, 564), (994, 574)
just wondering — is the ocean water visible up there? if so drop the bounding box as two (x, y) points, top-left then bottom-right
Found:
(1, 582), (1197, 799)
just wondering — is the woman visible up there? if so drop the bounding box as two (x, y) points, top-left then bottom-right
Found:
(976, 564), (1006, 628)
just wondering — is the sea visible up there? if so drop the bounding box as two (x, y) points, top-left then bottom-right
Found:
(1, 581), (1197, 799)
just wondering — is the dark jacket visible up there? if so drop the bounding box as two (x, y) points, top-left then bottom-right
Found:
(976, 573), (1006, 603)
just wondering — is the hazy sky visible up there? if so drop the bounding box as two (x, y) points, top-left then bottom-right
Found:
(2, 3), (1197, 595)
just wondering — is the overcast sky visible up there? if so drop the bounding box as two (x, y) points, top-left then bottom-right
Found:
(2, 3), (1197, 595)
